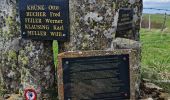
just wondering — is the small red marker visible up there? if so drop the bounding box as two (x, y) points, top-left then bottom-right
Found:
(24, 89), (37, 100)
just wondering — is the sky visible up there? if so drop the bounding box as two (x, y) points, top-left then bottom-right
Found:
(143, 0), (170, 3)
(143, 0), (170, 14)
(143, 0), (170, 8)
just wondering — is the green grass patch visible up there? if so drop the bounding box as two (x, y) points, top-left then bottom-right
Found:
(141, 29), (170, 93)
(141, 29), (170, 79)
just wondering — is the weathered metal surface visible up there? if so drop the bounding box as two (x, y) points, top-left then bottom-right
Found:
(19, 0), (69, 41)
(58, 50), (139, 100)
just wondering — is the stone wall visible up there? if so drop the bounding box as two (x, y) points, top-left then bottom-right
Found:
(0, 0), (143, 99)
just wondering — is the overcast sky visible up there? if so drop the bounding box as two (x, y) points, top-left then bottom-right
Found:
(143, 0), (170, 14)
(144, 0), (170, 3)
(143, 0), (170, 8)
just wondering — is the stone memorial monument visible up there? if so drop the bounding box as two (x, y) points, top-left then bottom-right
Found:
(0, 0), (143, 99)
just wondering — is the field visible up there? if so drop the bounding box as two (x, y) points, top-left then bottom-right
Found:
(141, 29), (170, 92)
(142, 14), (170, 32)
(141, 14), (170, 92)
(142, 14), (170, 28)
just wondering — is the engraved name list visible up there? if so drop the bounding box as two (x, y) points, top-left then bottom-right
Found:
(19, 0), (69, 40)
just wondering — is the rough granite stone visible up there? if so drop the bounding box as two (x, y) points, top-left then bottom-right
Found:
(0, 0), (55, 99)
(0, 0), (143, 99)
(61, 0), (143, 51)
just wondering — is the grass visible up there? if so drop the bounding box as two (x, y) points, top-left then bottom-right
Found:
(141, 29), (170, 92)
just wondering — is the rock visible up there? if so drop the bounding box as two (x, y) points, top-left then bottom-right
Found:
(6, 94), (23, 100)
(0, 96), (3, 100)
(144, 83), (163, 91)
(145, 98), (154, 100)
(4, 94), (11, 99)
(0, 0), (143, 99)
(140, 79), (170, 100)
(112, 37), (141, 50)
(159, 93), (170, 100)
(9, 38), (21, 52)
(0, 1), (55, 99)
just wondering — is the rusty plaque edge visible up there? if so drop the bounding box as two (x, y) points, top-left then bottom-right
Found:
(57, 49), (138, 100)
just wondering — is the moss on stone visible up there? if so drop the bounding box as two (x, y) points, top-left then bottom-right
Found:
(8, 50), (17, 60)
(21, 57), (29, 65)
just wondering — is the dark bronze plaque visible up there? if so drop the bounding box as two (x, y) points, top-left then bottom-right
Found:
(19, 0), (69, 41)
(62, 54), (130, 100)
(115, 8), (134, 40)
